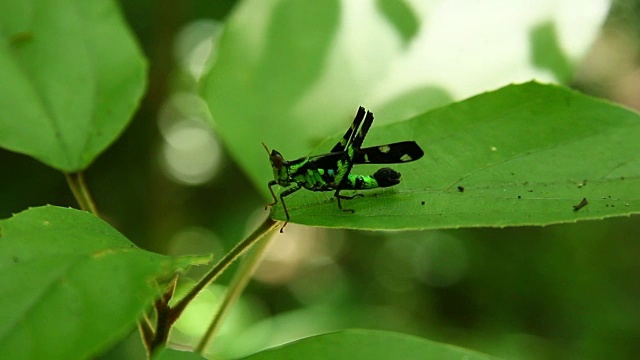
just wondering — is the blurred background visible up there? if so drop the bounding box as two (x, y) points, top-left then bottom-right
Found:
(2, 0), (640, 359)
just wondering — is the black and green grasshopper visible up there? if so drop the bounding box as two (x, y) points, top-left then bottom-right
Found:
(264, 106), (424, 232)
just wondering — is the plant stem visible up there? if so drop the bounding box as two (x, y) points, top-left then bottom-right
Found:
(149, 217), (280, 353)
(195, 228), (275, 354)
(138, 319), (154, 359)
(65, 172), (99, 215)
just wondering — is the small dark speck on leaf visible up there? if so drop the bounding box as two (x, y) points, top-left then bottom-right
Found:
(421, 201), (425, 205)
(528, 189), (533, 193)
(517, 195), (522, 199)
(573, 198), (588, 211)
(457, 186), (464, 192)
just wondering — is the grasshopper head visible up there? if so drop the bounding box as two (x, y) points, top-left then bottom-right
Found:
(262, 142), (289, 183)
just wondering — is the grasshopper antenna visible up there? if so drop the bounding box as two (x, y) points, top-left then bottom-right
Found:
(261, 142), (271, 155)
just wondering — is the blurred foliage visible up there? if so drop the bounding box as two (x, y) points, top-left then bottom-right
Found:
(1, 0), (640, 359)
(238, 329), (497, 360)
(530, 22), (573, 82)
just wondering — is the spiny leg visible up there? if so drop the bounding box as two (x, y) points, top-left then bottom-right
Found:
(332, 110), (375, 189)
(278, 184), (301, 233)
(330, 106), (366, 153)
(335, 110), (375, 187)
(265, 180), (278, 209)
(350, 110), (374, 153)
(332, 110), (375, 214)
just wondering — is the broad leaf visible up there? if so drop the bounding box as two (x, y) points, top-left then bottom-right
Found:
(268, 82), (640, 230)
(239, 329), (496, 360)
(0, 206), (211, 359)
(0, 0), (146, 172)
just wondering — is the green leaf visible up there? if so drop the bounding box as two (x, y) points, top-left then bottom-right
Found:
(268, 82), (640, 230)
(239, 329), (496, 360)
(0, 206), (212, 359)
(0, 0), (147, 172)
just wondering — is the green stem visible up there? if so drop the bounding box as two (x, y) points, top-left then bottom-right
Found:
(195, 228), (275, 354)
(65, 172), (99, 215)
(149, 217), (280, 353)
